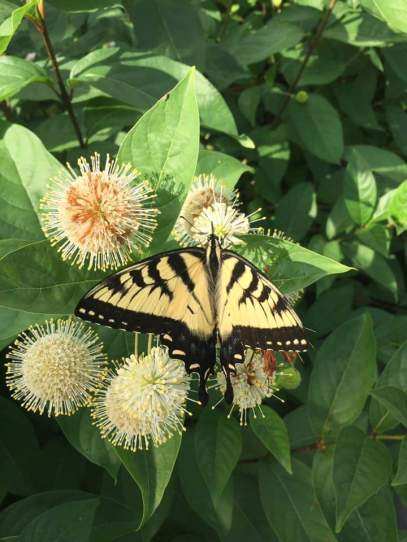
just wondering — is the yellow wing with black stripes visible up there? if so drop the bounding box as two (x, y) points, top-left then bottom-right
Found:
(75, 248), (216, 403)
(217, 250), (308, 402)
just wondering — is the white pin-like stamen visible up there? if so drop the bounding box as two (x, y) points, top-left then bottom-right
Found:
(6, 319), (107, 416)
(41, 153), (159, 270)
(92, 346), (191, 451)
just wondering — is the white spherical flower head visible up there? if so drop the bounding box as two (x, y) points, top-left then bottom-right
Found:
(92, 347), (190, 451)
(6, 319), (107, 416)
(216, 349), (277, 425)
(173, 174), (231, 245)
(41, 153), (158, 270)
(192, 201), (251, 248)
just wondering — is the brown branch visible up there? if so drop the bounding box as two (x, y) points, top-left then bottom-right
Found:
(270, 0), (338, 128)
(36, 5), (85, 148)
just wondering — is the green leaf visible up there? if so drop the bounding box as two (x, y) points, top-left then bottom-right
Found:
(274, 182), (317, 240)
(115, 433), (181, 529)
(370, 386), (407, 427)
(389, 180), (407, 232)
(392, 440), (407, 486)
(287, 94), (344, 164)
(342, 242), (398, 301)
(0, 56), (48, 100)
(0, 397), (40, 496)
(194, 408), (242, 501)
(240, 234), (352, 293)
(344, 145), (407, 185)
(57, 409), (120, 480)
(0, 0), (39, 54)
(308, 314), (377, 435)
(48, 0), (113, 11)
(3, 124), (65, 230)
(0, 491), (94, 537)
(258, 458), (337, 542)
(356, 224), (391, 258)
(71, 49), (237, 136)
(19, 497), (99, 542)
(195, 149), (252, 191)
(333, 426), (392, 532)
(304, 284), (354, 338)
(324, 9), (403, 47)
(117, 69), (199, 249)
(377, 340), (407, 390)
(251, 406), (291, 473)
(361, 0), (407, 34)
(344, 153), (377, 225)
(124, 0), (205, 67)
(177, 430), (233, 535)
(386, 104), (407, 156)
(224, 20), (304, 66)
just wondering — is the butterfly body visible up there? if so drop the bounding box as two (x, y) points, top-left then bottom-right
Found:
(75, 234), (307, 404)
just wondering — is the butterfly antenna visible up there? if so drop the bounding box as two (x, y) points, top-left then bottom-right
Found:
(180, 215), (206, 237)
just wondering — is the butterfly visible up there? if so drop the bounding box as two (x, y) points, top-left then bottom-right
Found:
(75, 233), (308, 404)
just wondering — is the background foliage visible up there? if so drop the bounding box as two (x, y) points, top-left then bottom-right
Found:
(0, 0), (407, 540)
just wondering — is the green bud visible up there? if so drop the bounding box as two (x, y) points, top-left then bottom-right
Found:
(295, 90), (309, 104)
(275, 367), (301, 390)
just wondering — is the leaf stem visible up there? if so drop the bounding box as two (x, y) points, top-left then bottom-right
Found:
(270, 0), (338, 128)
(36, 3), (85, 148)
(374, 434), (406, 441)
(372, 411), (389, 434)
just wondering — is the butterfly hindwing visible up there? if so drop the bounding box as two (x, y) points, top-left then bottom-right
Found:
(75, 248), (216, 403)
(217, 250), (308, 400)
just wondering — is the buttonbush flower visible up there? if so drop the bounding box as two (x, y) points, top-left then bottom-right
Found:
(174, 174), (230, 245)
(6, 319), (107, 416)
(41, 153), (158, 270)
(215, 349), (278, 425)
(92, 347), (190, 451)
(174, 173), (257, 248)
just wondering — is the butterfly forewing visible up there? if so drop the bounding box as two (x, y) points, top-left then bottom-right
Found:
(75, 248), (216, 403)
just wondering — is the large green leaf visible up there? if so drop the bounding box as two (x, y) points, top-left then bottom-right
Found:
(342, 242), (398, 301)
(361, 0), (407, 34)
(0, 397), (40, 496)
(274, 182), (317, 240)
(251, 406), (291, 473)
(70, 49), (237, 136)
(194, 408), (241, 501)
(370, 386), (407, 427)
(19, 498), (99, 542)
(195, 150), (252, 190)
(0, 56), (48, 100)
(333, 426), (392, 532)
(258, 458), (337, 542)
(58, 409), (120, 480)
(240, 234), (352, 293)
(392, 440), (407, 486)
(287, 94), (343, 164)
(117, 69), (199, 249)
(177, 430), (233, 535)
(308, 314), (377, 435)
(115, 433), (181, 529)
(0, 0), (39, 54)
(344, 152), (377, 226)
(224, 19), (304, 66)
(0, 491), (94, 537)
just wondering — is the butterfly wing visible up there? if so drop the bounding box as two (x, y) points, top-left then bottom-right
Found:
(217, 250), (308, 402)
(75, 248), (216, 403)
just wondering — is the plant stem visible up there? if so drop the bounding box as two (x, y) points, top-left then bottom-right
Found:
(270, 0), (338, 128)
(374, 434), (406, 441)
(372, 411), (390, 434)
(36, 6), (85, 148)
